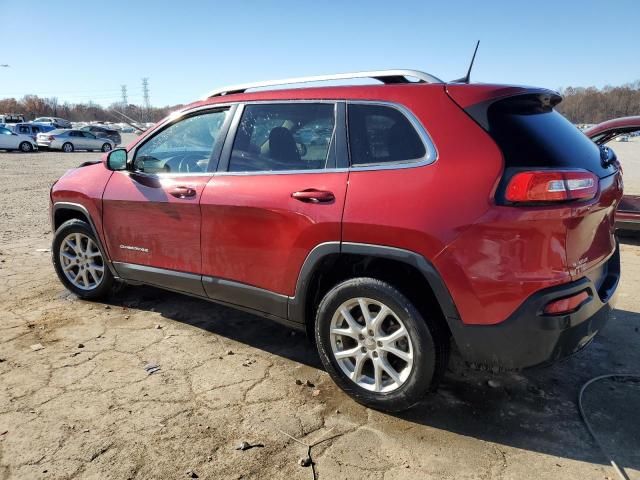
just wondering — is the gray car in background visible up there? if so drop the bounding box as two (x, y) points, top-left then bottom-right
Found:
(36, 129), (114, 152)
(80, 125), (121, 145)
(32, 117), (72, 129)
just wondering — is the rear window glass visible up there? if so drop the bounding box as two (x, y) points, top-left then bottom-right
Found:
(347, 104), (426, 166)
(481, 95), (616, 178)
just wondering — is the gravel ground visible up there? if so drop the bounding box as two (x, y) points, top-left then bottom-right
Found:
(1, 138), (639, 480)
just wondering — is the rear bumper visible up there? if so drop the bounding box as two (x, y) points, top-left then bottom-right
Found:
(449, 244), (620, 369)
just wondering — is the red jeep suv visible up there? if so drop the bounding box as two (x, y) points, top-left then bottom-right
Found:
(50, 70), (622, 412)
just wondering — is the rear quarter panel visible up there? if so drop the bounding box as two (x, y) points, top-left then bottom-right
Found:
(342, 86), (503, 258)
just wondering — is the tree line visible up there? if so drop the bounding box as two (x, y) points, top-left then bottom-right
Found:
(0, 95), (181, 124)
(556, 80), (640, 124)
(1, 80), (639, 125)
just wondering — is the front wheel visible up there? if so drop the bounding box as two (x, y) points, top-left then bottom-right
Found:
(62, 142), (74, 153)
(101, 143), (112, 152)
(315, 277), (448, 412)
(19, 141), (33, 152)
(52, 219), (115, 299)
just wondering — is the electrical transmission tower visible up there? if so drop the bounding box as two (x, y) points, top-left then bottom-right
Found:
(141, 78), (150, 122)
(120, 85), (128, 107)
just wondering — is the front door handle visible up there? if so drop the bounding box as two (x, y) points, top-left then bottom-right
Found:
(291, 189), (335, 203)
(169, 186), (197, 199)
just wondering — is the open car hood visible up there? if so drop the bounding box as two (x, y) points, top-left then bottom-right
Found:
(584, 116), (640, 145)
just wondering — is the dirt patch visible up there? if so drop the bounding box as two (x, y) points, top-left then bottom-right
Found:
(1, 145), (639, 479)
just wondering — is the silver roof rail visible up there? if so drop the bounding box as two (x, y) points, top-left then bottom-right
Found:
(204, 69), (443, 98)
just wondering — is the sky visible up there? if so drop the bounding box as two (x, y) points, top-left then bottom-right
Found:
(1, 0), (638, 107)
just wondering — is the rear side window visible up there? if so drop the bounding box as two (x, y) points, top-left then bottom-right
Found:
(229, 103), (335, 172)
(347, 104), (426, 166)
(476, 94), (616, 178)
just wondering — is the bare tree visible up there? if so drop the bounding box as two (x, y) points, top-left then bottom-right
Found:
(557, 80), (640, 123)
(0, 95), (182, 123)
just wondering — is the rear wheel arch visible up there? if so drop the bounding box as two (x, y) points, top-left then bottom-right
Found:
(291, 243), (460, 343)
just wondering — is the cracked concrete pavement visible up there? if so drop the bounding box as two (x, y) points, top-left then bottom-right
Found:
(1, 141), (639, 479)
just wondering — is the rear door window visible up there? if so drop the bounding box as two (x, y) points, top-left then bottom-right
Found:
(347, 104), (426, 166)
(228, 103), (336, 172)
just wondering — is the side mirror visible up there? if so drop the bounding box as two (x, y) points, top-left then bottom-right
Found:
(106, 148), (127, 171)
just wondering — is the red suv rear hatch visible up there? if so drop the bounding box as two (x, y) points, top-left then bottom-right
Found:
(447, 85), (623, 280)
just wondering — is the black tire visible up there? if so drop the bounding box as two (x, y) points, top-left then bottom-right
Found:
(52, 219), (115, 300)
(315, 277), (448, 412)
(19, 141), (33, 152)
(101, 143), (112, 152)
(62, 142), (74, 153)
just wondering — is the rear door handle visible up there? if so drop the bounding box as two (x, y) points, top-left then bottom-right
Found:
(291, 189), (335, 203)
(169, 186), (197, 198)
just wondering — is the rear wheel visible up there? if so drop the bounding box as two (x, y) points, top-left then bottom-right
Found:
(315, 277), (448, 412)
(101, 143), (112, 152)
(62, 142), (74, 153)
(19, 141), (33, 152)
(52, 219), (115, 299)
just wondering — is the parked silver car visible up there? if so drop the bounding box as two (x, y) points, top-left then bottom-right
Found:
(32, 117), (72, 129)
(36, 129), (115, 152)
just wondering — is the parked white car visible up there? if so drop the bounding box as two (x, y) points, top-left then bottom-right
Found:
(0, 126), (38, 152)
(36, 129), (114, 152)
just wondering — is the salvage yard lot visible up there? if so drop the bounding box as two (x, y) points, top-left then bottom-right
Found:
(1, 141), (639, 480)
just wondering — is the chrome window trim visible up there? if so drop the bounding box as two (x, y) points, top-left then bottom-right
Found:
(346, 100), (438, 171)
(127, 100), (438, 178)
(214, 100), (437, 176)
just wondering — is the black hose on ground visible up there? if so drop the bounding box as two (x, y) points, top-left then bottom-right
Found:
(578, 374), (640, 480)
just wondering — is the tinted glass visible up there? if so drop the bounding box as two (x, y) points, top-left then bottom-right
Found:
(229, 103), (335, 172)
(18, 126), (29, 133)
(0, 128), (11, 135)
(481, 95), (616, 178)
(134, 109), (229, 174)
(347, 104), (426, 166)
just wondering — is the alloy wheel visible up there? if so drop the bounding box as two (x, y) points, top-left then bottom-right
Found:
(59, 232), (105, 290)
(329, 297), (414, 393)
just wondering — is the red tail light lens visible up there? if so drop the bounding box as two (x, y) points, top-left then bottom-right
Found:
(505, 170), (598, 203)
(543, 290), (590, 315)
(48, 135), (55, 141)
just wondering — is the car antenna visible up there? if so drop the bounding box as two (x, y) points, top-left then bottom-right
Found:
(451, 40), (480, 84)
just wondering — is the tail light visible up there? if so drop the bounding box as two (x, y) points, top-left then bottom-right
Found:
(48, 135), (55, 141)
(505, 169), (598, 203)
